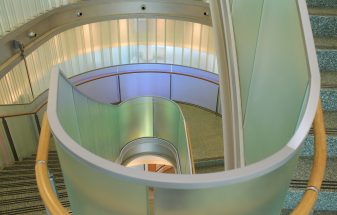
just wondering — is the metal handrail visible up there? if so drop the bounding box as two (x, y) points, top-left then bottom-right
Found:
(291, 99), (327, 214)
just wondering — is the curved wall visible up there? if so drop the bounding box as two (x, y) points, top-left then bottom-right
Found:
(0, 18), (217, 105)
(0, 63), (220, 169)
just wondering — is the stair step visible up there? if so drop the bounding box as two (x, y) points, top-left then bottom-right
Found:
(0, 178), (65, 189)
(310, 15), (337, 38)
(284, 190), (337, 211)
(309, 7), (337, 16)
(0, 169), (60, 176)
(0, 185), (66, 197)
(0, 169), (62, 179)
(0, 198), (70, 215)
(282, 209), (337, 214)
(317, 49), (337, 73)
(10, 161), (61, 167)
(321, 89), (337, 111)
(292, 157), (337, 182)
(315, 37), (337, 50)
(321, 71), (337, 88)
(0, 172), (64, 183)
(0, 187), (67, 201)
(1, 191), (68, 206)
(307, 0), (337, 8)
(0, 165), (61, 171)
(303, 135), (337, 157)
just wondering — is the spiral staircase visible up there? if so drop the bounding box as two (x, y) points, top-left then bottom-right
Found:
(0, 0), (335, 214)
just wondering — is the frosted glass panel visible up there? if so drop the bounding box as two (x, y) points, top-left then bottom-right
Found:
(2, 18), (215, 105)
(55, 72), (191, 166)
(171, 75), (218, 111)
(183, 22), (193, 66)
(76, 76), (120, 104)
(153, 98), (180, 145)
(174, 21), (184, 65)
(5, 115), (38, 160)
(155, 156), (297, 215)
(191, 23), (202, 68)
(0, 61), (33, 104)
(51, 71), (193, 212)
(56, 142), (148, 215)
(231, 0), (264, 116)
(56, 75), (81, 143)
(241, 0), (309, 164)
(120, 73), (170, 101)
(73, 90), (119, 160)
(119, 97), (154, 146)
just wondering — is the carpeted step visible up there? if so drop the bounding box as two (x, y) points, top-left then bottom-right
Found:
(281, 209), (337, 215)
(0, 151), (68, 215)
(0, 184), (66, 197)
(307, 0), (337, 8)
(307, 37), (337, 111)
(1, 163), (61, 171)
(310, 11), (337, 38)
(0, 197), (70, 215)
(1, 190), (68, 206)
(284, 157), (337, 211)
(194, 156), (337, 213)
(0, 172), (64, 184)
(315, 37), (337, 50)
(304, 111), (337, 157)
(321, 71), (337, 88)
(0, 187), (67, 201)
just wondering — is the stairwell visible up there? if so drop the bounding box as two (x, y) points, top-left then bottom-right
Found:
(1, 1), (337, 214)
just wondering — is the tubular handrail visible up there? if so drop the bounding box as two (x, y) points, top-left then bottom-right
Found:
(292, 99), (327, 214)
(35, 112), (69, 215)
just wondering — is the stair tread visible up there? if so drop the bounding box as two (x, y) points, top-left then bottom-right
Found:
(315, 37), (337, 50)
(309, 7), (337, 16)
(0, 189), (67, 201)
(291, 157), (337, 186)
(0, 197), (69, 215)
(321, 71), (337, 88)
(322, 111), (337, 131)
(309, 111), (337, 134)
(0, 191), (68, 205)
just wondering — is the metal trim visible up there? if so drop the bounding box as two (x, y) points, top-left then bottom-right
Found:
(2, 117), (19, 161)
(34, 113), (41, 133)
(285, 0), (321, 150)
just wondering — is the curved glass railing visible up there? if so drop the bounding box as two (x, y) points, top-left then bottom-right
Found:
(0, 63), (218, 169)
(53, 70), (192, 174)
(0, 0), (324, 214)
(49, 69), (193, 213)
